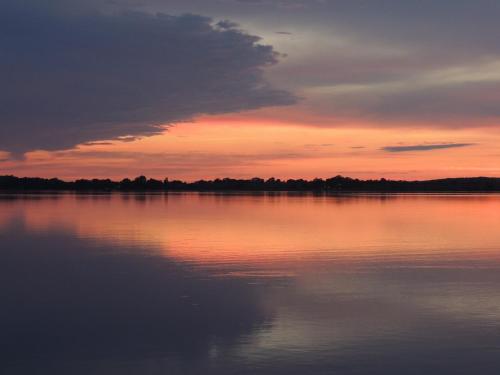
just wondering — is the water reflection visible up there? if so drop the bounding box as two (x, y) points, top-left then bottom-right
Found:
(0, 222), (273, 374)
(3, 193), (500, 266)
(1, 193), (500, 374)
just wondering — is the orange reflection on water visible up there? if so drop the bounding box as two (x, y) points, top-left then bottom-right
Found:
(2, 193), (500, 270)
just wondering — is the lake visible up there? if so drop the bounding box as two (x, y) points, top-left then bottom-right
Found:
(2, 193), (500, 374)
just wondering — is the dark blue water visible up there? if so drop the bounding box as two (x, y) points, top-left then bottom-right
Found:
(2, 193), (500, 374)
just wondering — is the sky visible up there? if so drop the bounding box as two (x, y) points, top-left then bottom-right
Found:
(1, 0), (500, 180)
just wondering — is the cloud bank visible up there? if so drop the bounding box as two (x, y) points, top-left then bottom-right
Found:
(0, 1), (295, 154)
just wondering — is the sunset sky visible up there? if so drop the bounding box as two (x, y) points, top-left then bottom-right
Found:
(2, 0), (500, 180)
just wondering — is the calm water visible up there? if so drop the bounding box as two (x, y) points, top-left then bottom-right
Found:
(2, 193), (500, 374)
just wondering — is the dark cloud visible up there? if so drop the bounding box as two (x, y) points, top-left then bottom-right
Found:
(0, 1), (295, 154)
(82, 141), (114, 146)
(3, 0), (500, 148)
(382, 143), (475, 153)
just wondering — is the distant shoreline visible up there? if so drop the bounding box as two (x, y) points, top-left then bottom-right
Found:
(2, 175), (500, 192)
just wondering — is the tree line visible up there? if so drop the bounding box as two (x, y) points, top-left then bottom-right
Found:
(1, 175), (500, 192)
